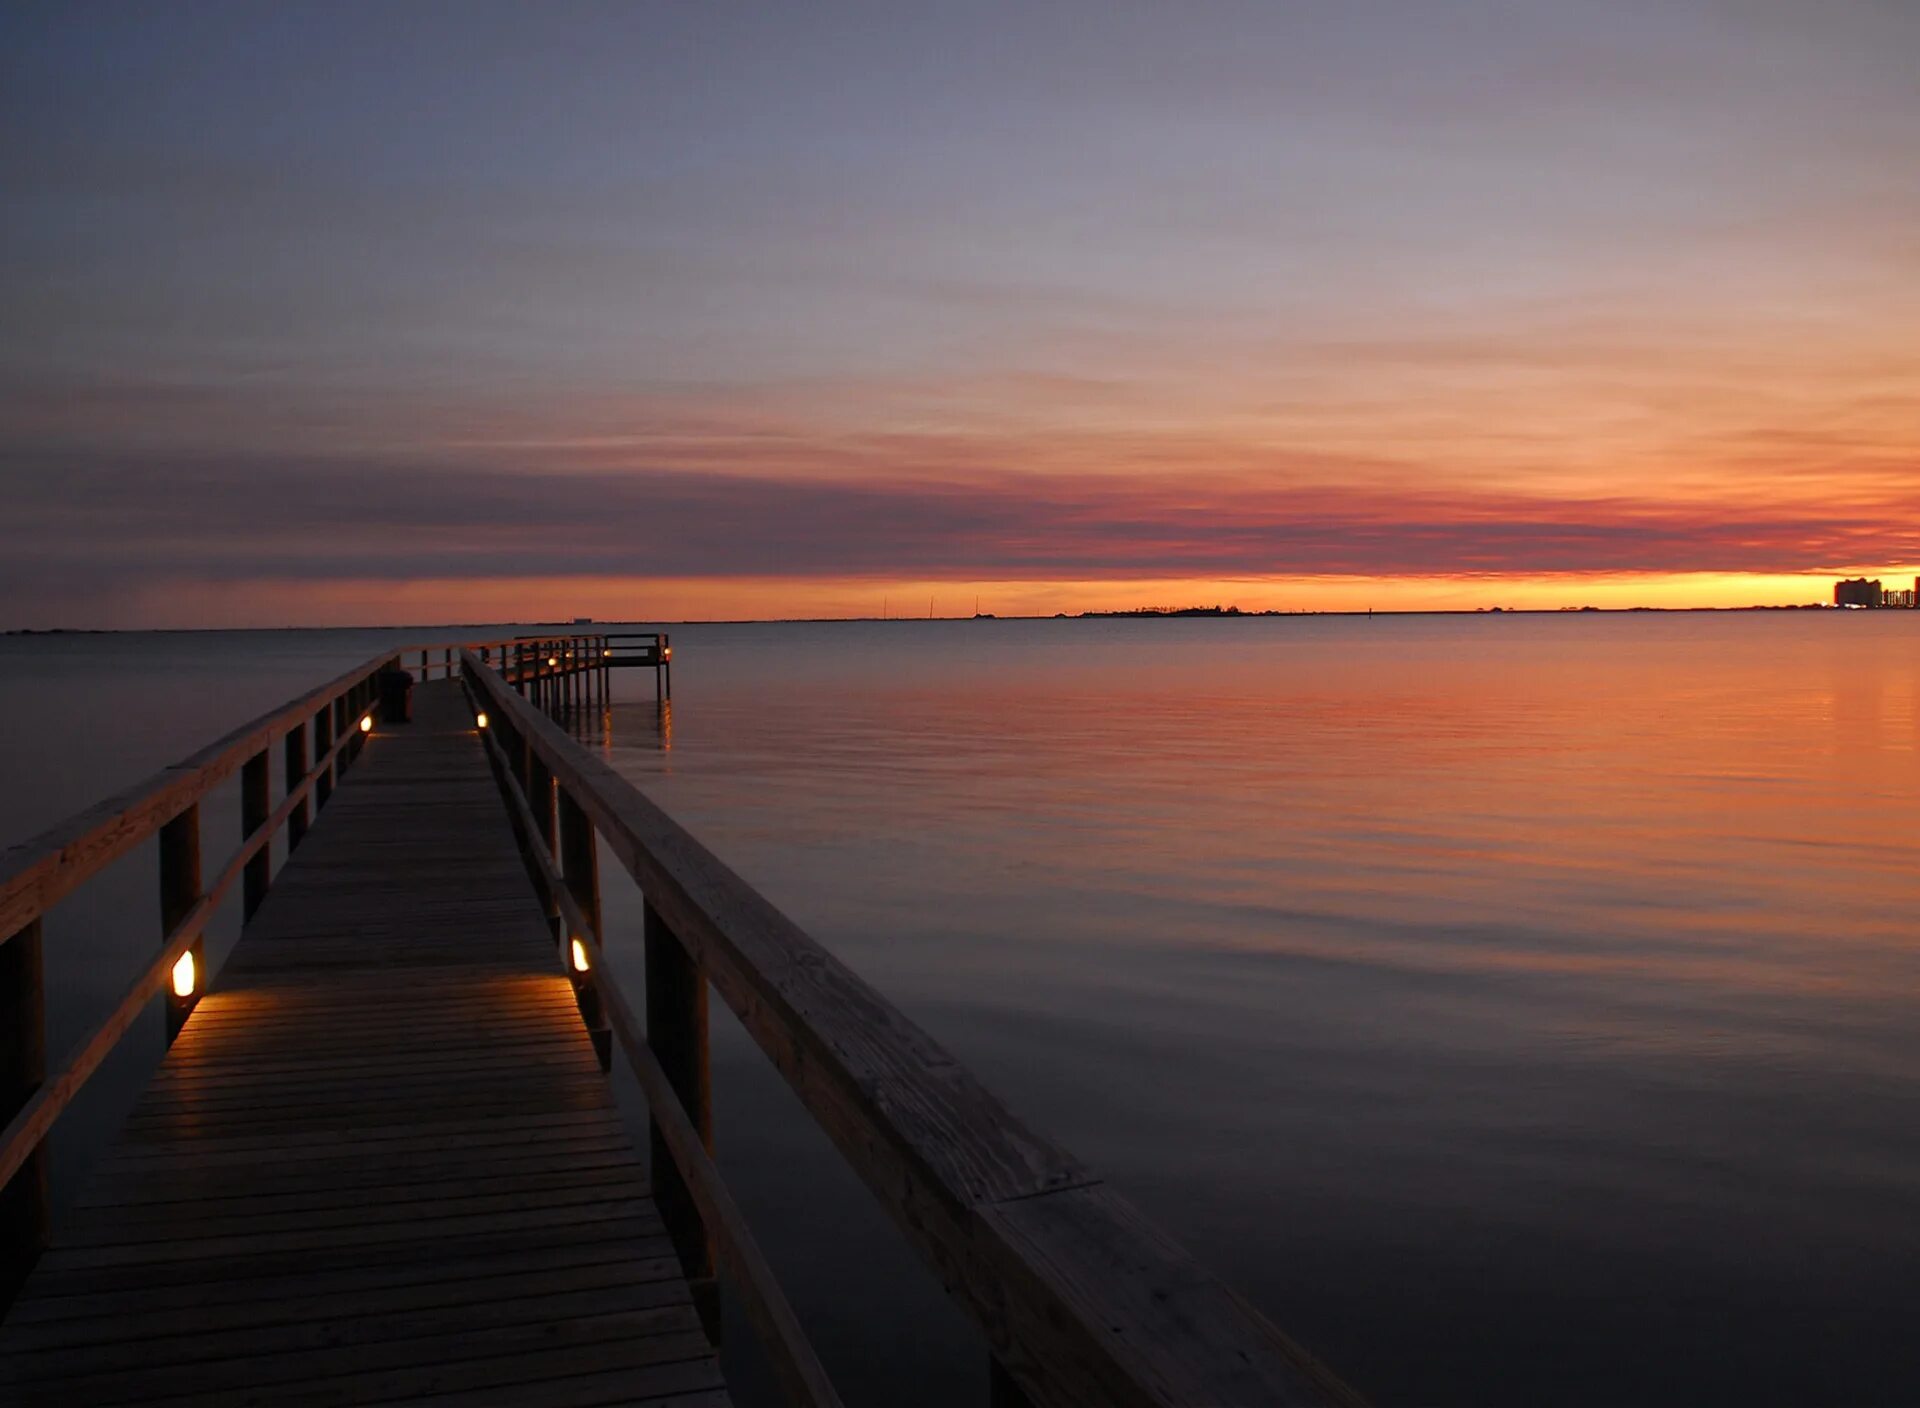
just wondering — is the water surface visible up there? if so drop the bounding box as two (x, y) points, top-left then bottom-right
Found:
(4, 615), (1917, 1405)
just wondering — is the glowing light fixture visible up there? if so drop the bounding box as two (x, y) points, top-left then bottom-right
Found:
(570, 937), (592, 973)
(603, 649), (612, 658)
(359, 715), (373, 733)
(171, 949), (197, 998)
(662, 647), (672, 660)
(476, 711), (489, 729)
(548, 656), (558, 667)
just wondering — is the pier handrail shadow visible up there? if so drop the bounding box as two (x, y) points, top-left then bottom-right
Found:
(460, 647), (1367, 1408)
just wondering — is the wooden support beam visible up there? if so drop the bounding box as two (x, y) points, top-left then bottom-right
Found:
(0, 919), (47, 1312)
(527, 754), (558, 942)
(557, 787), (608, 1069)
(158, 805), (202, 1046)
(331, 697), (349, 776)
(645, 900), (716, 1340)
(241, 749), (271, 920)
(313, 705), (334, 810)
(284, 722), (310, 853)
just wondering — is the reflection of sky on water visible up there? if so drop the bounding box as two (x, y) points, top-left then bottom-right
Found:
(586, 613), (1920, 1406)
(2, 613), (1916, 1404)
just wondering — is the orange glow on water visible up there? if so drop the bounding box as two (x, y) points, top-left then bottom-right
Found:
(106, 567), (1920, 628)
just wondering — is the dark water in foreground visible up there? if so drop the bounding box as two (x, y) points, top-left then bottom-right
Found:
(4, 614), (1918, 1405)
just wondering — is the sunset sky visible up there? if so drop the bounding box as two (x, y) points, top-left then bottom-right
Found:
(3, 1), (1916, 626)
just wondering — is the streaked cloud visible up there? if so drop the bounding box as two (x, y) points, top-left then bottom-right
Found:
(1, 1), (1917, 624)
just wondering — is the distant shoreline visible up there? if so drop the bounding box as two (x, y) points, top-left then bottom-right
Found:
(8, 602), (1909, 635)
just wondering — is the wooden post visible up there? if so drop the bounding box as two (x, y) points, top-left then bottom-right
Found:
(313, 706), (334, 809)
(241, 748), (271, 920)
(557, 787), (608, 1068)
(645, 900), (717, 1339)
(285, 721), (310, 851)
(331, 697), (350, 777)
(0, 920), (49, 1311)
(159, 804), (202, 1045)
(506, 718), (530, 798)
(528, 753), (558, 940)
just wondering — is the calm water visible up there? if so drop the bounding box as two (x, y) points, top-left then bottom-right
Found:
(4, 615), (1918, 1405)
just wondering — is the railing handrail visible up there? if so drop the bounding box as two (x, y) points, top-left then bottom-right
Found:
(0, 652), (384, 940)
(0, 634), (609, 935)
(460, 648), (1365, 1408)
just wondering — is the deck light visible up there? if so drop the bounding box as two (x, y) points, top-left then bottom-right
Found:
(570, 937), (592, 974)
(359, 715), (373, 733)
(548, 656), (558, 668)
(171, 949), (197, 998)
(603, 649), (612, 658)
(475, 711), (489, 729)
(662, 647), (672, 660)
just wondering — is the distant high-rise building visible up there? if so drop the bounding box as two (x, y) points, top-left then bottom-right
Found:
(1834, 578), (1883, 607)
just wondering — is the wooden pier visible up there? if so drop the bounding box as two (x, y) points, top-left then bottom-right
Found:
(0, 634), (1365, 1407)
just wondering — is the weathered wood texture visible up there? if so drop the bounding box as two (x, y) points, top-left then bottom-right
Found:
(0, 681), (728, 1407)
(464, 654), (1365, 1408)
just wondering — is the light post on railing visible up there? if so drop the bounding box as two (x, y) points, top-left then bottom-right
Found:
(557, 787), (609, 1070)
(159, 804), (202, 1046)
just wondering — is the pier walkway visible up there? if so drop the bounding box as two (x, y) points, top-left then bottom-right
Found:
(0, 634), (1366, 1408)
(0, 680), (726, 1406)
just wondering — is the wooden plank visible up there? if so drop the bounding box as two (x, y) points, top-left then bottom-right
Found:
(0, 680), (728, 1405)
(1, 1293), (702, 1381)
(4, 1235), (676, 1326)
(1, 1311), (713, 1404)
(3, 1255), (689, 1350)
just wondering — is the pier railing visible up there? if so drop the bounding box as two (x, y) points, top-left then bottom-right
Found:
(0, 633), (1363, 1406)
(460, 647), (1364, 1408)
(0, 633), (605, 1308)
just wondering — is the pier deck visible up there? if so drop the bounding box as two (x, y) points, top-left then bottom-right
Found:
(0, 681), (727, 1407)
